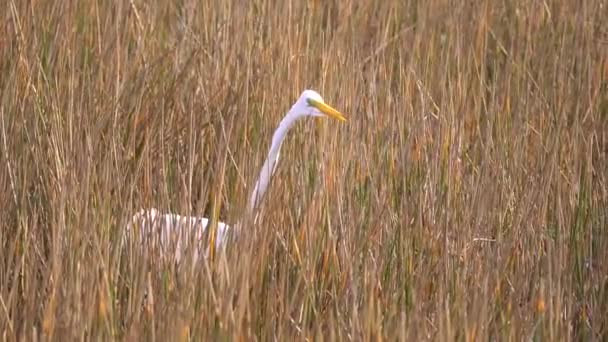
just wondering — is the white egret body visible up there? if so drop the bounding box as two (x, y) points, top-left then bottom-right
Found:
(126, 89), (346, 261)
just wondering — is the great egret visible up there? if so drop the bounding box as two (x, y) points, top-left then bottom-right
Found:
(126, 89), (346, 261)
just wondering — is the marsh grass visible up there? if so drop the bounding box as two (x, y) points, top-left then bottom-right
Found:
(1, 0), (607, 340)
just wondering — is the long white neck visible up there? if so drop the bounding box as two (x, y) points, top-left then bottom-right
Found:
(247, 112), (300, 213)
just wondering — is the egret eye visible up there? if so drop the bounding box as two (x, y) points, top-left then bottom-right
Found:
(306, 98), (314, 107)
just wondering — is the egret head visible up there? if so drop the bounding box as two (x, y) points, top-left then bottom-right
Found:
(290, 89), (347, 122)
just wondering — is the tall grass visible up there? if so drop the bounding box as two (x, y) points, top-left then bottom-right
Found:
(1, 0), (607, 340)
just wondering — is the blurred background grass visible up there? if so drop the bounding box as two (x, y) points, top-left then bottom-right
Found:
(1, 0), (607, 340)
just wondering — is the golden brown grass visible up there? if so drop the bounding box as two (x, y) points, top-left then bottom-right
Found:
(1, 0), (607, 340)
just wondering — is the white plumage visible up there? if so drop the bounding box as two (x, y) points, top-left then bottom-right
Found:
(125, 89), (346, 262)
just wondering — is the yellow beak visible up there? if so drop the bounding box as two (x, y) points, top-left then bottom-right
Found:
(308, 99), (347, 122)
